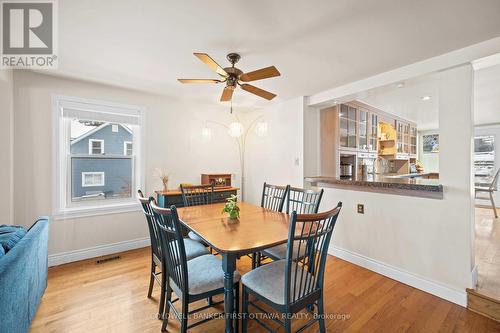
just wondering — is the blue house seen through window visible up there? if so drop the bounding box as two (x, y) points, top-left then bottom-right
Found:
(70, 122), (133, 201)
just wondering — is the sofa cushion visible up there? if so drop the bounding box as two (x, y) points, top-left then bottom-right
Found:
(0, 225), (27, 253)
(0, 245), (4, 258)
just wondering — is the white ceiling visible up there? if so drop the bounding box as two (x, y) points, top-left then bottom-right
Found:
(52, 0), (500, 109)
(348, 62), (500, 129)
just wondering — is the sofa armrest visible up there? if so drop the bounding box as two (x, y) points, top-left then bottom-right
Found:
(0, 217), (49, 333)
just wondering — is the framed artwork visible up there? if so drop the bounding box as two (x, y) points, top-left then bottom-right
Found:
(423, 134), (439, 153)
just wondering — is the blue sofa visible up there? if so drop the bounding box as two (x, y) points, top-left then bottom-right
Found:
(0, 217), (49, 333)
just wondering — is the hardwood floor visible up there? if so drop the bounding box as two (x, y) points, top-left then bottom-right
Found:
(32, 247), (500, 332)
(475, 207), (500, 300)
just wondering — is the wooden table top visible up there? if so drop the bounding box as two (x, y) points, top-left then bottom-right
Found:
(155, 186), (239, 196)
(176, 201), (290, 254)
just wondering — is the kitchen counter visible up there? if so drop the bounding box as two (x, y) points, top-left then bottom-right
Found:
(305, 175), (443, 199)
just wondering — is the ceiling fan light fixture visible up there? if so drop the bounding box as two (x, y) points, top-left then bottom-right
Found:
(178, 52), (280, 103)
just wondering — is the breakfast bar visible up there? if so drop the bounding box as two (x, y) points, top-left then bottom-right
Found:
(306, 174), (444, 199)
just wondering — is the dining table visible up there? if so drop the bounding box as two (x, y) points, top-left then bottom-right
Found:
(175, 201), (291, 333)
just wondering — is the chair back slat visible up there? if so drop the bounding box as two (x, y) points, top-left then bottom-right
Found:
(151, 201), (189, 294)
(286, 187), (324, 214)
(137, 190), (162, 259)
(490, 169), (500, 191)
(260, 182), (289, 212)
(181, 184), (214, 207)
(284, 202), (342, 305)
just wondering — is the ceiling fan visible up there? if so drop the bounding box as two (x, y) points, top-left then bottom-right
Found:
(178, 52), (280, 102)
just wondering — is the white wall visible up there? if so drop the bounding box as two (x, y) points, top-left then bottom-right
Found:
(475, 124), (500, 206)
(0, 70), (14, 225)
(307, 65), (475, 306)
(418, 129), (440, 173)
(244, 97), (305, 206)
(12, 71), (240, 258)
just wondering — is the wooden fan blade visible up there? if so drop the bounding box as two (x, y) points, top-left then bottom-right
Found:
(220, 86), (234, 102)
(240, 66), (280, 82)
(240, 84), (276, 100)
(193, 53), (228, 77)
(178, 79), (221, 84)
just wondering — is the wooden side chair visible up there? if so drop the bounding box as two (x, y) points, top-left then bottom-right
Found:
(137, 190), (209, 318)
(260, 187), (324, 263)
(180, 184), (214, 244)
(241, 203), (342, 333)
(150, 201), (240, 333)
(475, 169), (500, 218)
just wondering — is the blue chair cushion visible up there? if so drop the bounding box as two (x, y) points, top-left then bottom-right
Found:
(188, 231), (206, 244)
(170, 254), (240, 296)
(241, 259), (314, 305)
(262, 240), (308, 261)
(0, 225), (27, 253)
(183, 238), (210, 260)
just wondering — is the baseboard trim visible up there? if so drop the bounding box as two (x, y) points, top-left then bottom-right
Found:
(329, 245), (467, 307)
(48, 237), (150, 267)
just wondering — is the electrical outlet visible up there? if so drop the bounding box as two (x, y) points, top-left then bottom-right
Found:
(357, 204), (365, 214)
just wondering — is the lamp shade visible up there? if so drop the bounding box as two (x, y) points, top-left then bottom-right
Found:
(228, 122), (244, 138)
(255, 122), (268, 137)
(201, 126), (213, 140)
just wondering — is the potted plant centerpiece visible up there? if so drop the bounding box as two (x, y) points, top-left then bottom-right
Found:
(221, 194), (240, 220)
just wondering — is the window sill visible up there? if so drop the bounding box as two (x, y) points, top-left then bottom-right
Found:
(53, 202), (141, 220)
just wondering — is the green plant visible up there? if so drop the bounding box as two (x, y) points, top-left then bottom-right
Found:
(221, 194), (240, 219)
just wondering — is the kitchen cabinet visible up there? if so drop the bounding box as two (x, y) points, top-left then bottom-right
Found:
(369, 113), (378, 151)
(410, 126), (417, 156)
(339, 104), (357, 149)
(395, 120), (410, 157)
(359, 109), (368, 149)
(320, 100), (417, 178)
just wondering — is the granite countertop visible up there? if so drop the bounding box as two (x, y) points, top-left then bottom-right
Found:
(305, 175), (443, 199)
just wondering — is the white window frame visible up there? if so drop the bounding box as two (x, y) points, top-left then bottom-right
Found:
(82, 172), (105, 187)
(52, 95), (145, 219)
(123, 141), (133, 156)
(88, 139), (104, 155)
(112, 124), (119, 132)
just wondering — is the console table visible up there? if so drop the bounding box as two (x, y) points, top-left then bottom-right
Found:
(155, 187), (239, 208)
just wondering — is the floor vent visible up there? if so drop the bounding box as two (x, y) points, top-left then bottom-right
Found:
(467, 288), (500, 322)
(96, 255), (121, 264)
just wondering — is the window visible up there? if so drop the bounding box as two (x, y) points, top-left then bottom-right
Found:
(474, 135), (495, 177)
(53, 95), (144, 218)
(124, 141), (133, 156)
(82, 172), (105, 187)
(89, 139), (104, 155)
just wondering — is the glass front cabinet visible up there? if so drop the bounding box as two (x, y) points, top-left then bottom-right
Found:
(410, 126), (417, 157)
(339, 104), (358, 149)
(358, 109), (368, 149)
(339, 104), (378, 152)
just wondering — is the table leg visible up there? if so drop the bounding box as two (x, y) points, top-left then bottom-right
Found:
(222, 253), (237, 333)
